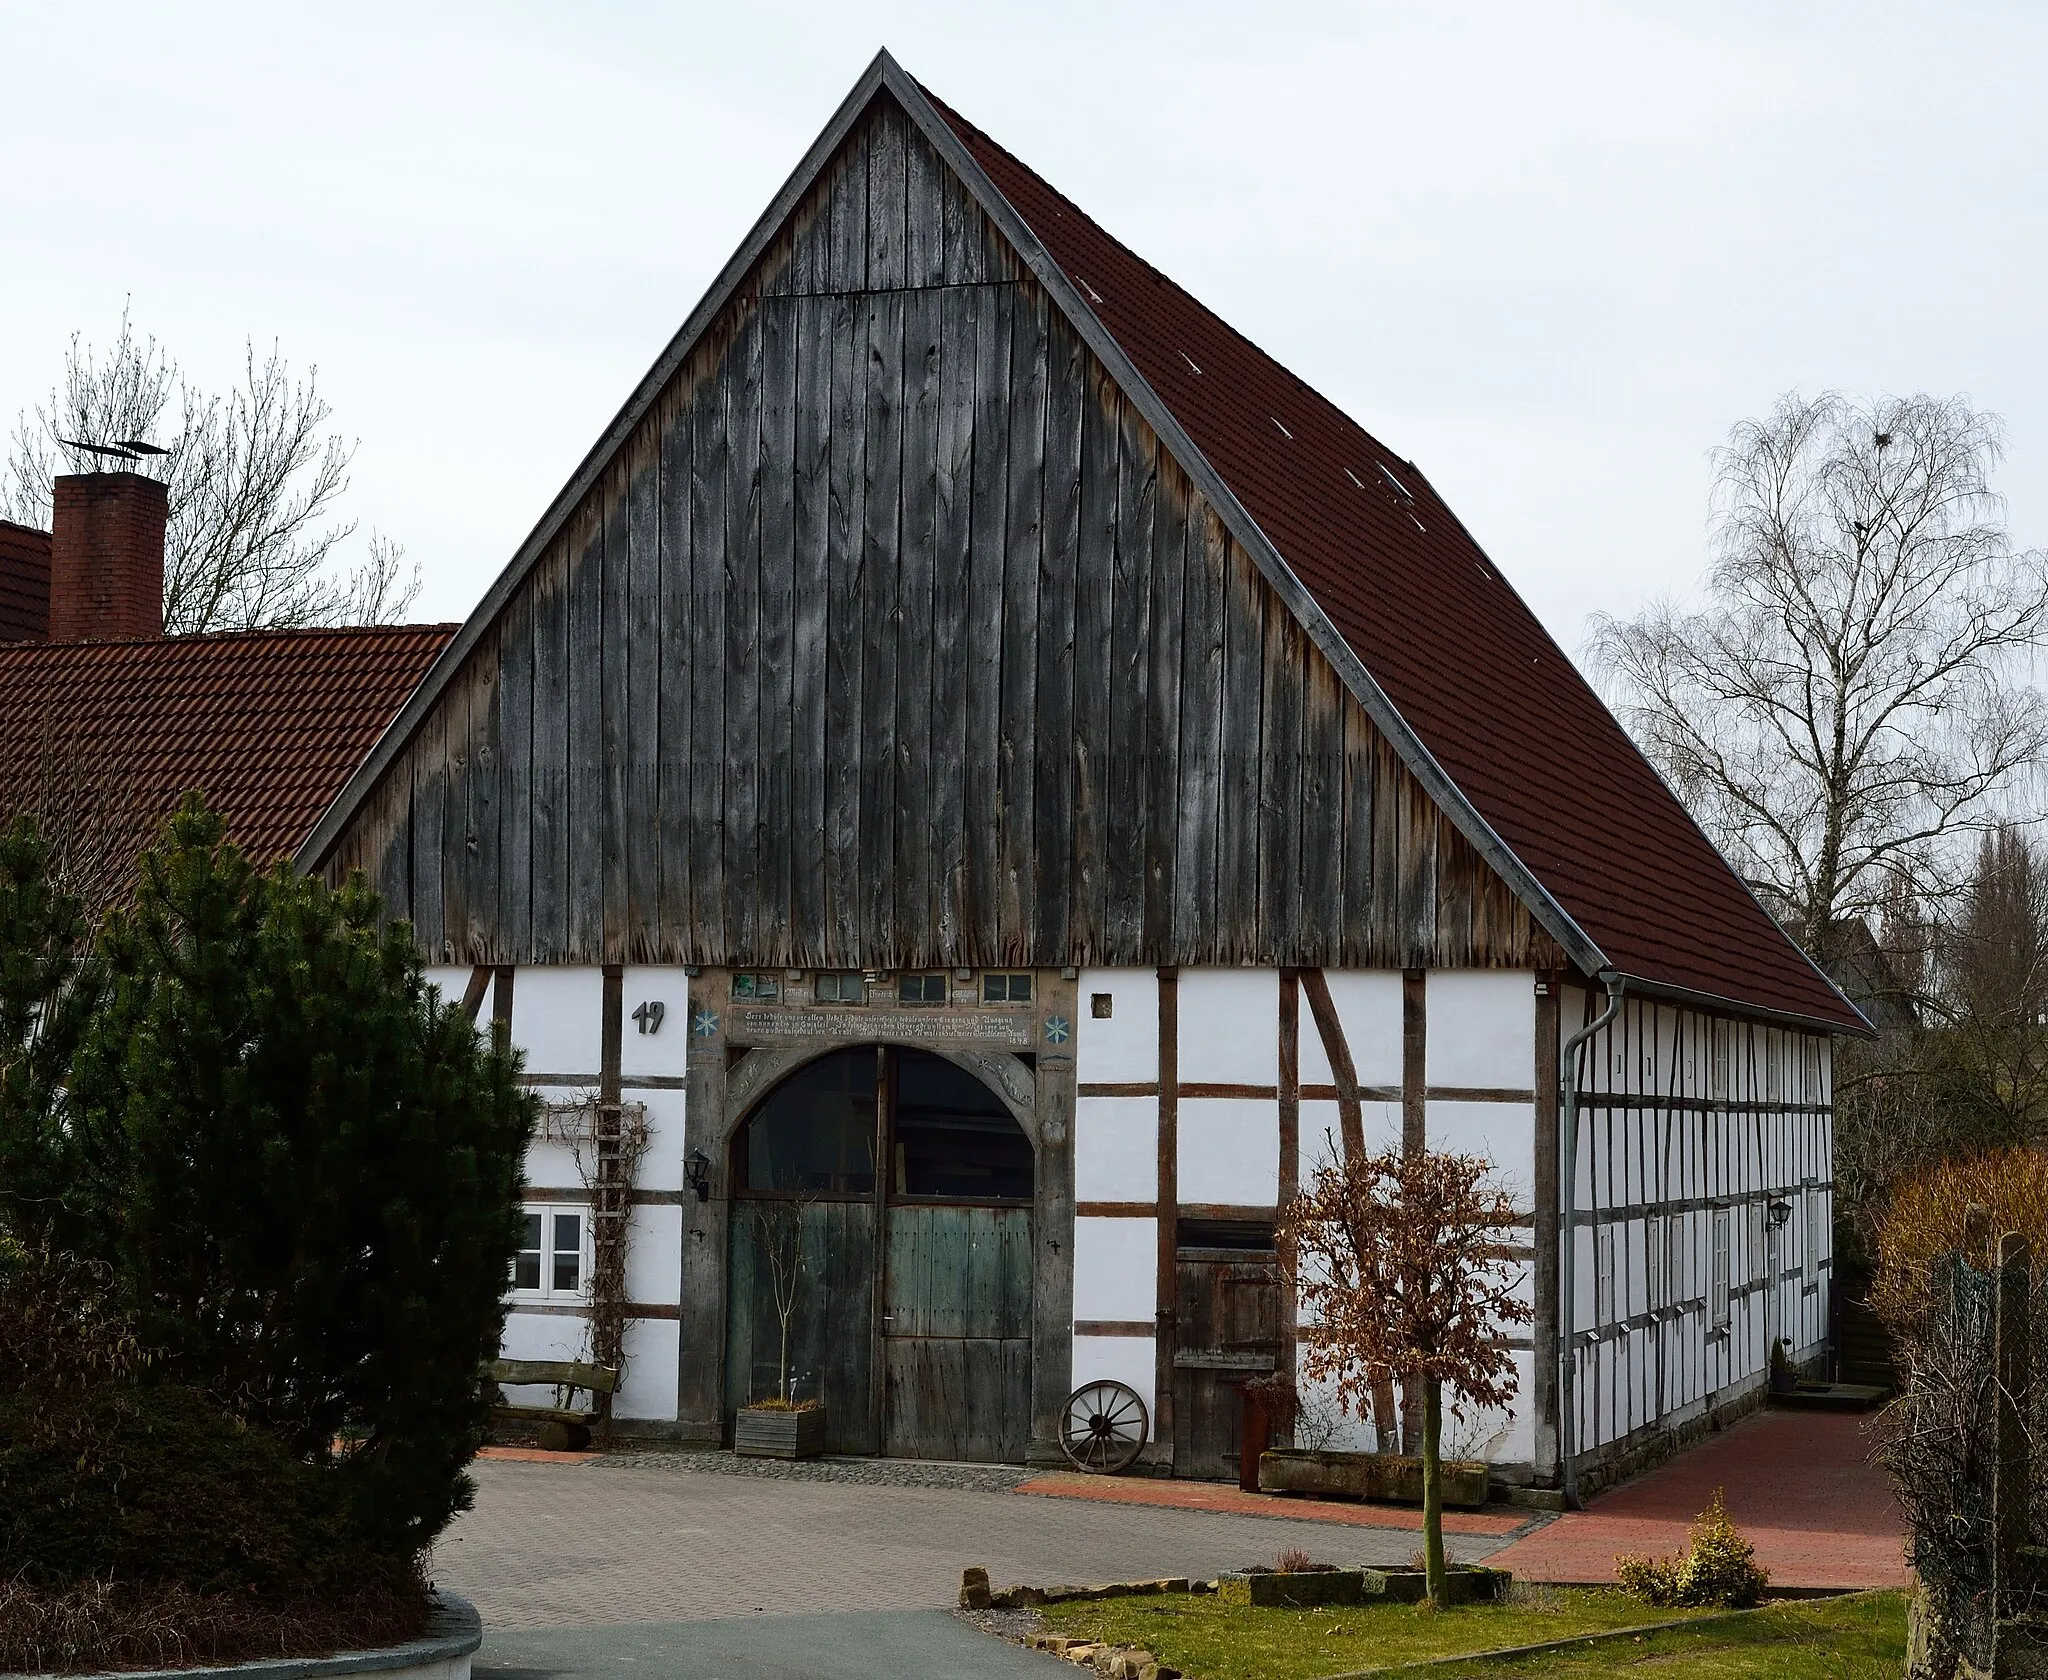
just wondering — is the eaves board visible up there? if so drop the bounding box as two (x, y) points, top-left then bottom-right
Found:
(1614, 972), (1876, 1041)
(298, 50), (1599, 982)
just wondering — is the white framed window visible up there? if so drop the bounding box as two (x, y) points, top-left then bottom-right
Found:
(981, 972), (1033, 1005)
(1749, 1201), (1768, 1284)
(512, 1207), (589, 1300)
(1711, 1210), (1732, 1329)
(1645, 1215), (1665, 1310)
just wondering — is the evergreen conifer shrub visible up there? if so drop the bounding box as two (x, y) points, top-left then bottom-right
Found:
(2, 796), (536, 1568)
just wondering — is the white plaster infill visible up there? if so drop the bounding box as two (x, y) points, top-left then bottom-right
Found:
(35, 1593), (481, 1680)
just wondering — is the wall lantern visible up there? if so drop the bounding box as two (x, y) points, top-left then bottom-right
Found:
(1766, 1197), (1792, 1229)
(686, 1149), (712, 1203)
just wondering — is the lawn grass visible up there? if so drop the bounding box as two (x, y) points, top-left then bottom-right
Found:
(1037, 1586), (1703, 1680)
(1036, 1587), (1907, 1679)
(1414, 1590), (1908, 1679)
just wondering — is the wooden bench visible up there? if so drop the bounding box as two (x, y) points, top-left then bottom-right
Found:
(487, 1359), (619, 1451)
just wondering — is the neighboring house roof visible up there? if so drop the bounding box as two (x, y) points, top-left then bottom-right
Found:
(296, 52), (1862, 1034)
(0, 520), (51, 644)
(0, 624), (454, 873)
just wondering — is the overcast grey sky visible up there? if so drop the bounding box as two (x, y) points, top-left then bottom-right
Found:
(4, 0), (2043, 650)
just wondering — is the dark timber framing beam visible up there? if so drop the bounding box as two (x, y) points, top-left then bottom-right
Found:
(1532, 971), (1562, 1484)
(1277, 970), (1300, 1396)
(1154, 966), (1179, 1467)
(1300, 968), (1364, 1158)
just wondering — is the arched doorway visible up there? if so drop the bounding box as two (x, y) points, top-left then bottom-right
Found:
(725, 1045), (1036, 1461)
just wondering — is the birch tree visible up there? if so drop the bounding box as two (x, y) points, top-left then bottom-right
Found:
(3, 309), (418, 634)
(1589, 392), (2048, 975)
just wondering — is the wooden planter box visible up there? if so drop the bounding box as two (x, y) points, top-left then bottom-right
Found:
(1258, 1448), (1490, 1509)
(1216, 1569), (1366, 1608)
(1363, 1565), (1509, 1605)
(735, 1405), (827, 1459)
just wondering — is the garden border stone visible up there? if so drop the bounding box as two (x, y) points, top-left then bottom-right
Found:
(18, 1593), (482, 1680)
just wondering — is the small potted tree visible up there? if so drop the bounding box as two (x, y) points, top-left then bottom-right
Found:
(734, 1196), (826, 1458)
(1277, 1145), (1531, 1606)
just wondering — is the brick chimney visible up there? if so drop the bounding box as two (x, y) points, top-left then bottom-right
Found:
(50, 472), (167, 641)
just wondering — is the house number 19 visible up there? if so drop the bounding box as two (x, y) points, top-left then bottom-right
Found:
(632, 1001), (666, 1035)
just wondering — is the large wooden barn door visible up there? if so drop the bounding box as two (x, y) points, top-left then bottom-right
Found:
(1173, 1234), (1282, 1481)
(728, 1044), (1034, 1462)
(882, 1206), (1033, 1461)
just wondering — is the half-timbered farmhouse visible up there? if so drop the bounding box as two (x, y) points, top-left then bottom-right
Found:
(299, 53), (1867, 1490)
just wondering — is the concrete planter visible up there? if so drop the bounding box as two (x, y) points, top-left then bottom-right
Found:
(734, 1404), (826, 1459)
(1216, 1569), (1366, 1609)
(15, 1593), (484, 1680)
(1259, 1448), (1490, 1510)
(1363, 1566), (1510, 1605)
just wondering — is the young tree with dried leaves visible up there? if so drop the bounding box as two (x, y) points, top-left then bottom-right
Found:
(1278, 1145), (1531, 1605)
(1589, 391), (2048, 979)
(2, 309), (418, 633)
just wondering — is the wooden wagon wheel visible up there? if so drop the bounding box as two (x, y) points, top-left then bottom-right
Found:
(1059, 1379), (1149, 1474)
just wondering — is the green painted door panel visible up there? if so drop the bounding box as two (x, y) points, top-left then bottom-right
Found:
(882, 1204), (1032, 1461)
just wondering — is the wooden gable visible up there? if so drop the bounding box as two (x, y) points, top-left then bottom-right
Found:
(319, 94), (1563, 974)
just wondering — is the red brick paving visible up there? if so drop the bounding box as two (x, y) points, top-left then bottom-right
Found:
(1484, 1409), (1910, 1590)
(475, 1444), (599, 1464)
(1014, 1471), (1530, 1536)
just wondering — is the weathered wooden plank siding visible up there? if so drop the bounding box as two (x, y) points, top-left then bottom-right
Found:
(324, 97), (1560, 973)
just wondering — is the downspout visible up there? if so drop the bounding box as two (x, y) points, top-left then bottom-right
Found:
(1559, 970), (1625, 1510)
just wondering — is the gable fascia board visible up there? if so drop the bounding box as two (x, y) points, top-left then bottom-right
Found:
(880, 60), (1606, 977)
(296, 52), (898, 873)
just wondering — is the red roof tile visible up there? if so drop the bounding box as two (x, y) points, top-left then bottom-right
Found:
(0, 521), (51, 645)
(926, 89), (1858, 1032)
(0, 624), (452, 875)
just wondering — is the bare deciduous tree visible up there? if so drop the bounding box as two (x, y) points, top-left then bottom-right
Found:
(1836, 829), (2048, 1234)
(1278, 1145), (1530, 1605)
(743, 1196), (815, 1407)
(1589, 391), (2048, 976)
(2, 308), (419, 634)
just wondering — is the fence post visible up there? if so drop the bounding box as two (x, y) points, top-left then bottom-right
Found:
(1992, 1231), (2032, 1625)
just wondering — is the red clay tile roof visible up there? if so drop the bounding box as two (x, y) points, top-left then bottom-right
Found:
(0, 521), (51, 645)
(0, 624), (453, 874)
(927, 90), (1860, 1032)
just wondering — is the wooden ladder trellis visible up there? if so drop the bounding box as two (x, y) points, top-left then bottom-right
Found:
(540, 1095), (650, 1442)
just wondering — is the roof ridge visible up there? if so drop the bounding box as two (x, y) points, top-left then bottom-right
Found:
(0, 621), (459, 655)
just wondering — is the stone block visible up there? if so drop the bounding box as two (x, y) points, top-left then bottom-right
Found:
(1216, 1569), (1366, 1608)
(1361, 1565), (1509, 1605)
(960, 1566), (991, 1610)
(1258, 1448), (1490, 1509)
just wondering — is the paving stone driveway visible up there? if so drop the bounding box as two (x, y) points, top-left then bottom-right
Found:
(436, 1453), (1513, 1631)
